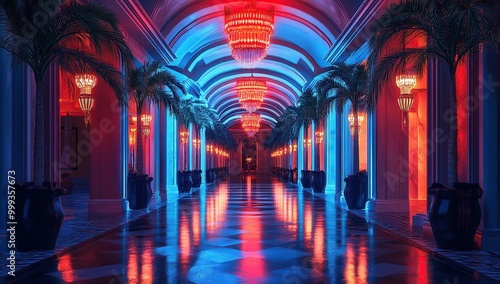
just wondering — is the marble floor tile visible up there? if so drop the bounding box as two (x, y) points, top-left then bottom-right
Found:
(3, 174), (499, 283)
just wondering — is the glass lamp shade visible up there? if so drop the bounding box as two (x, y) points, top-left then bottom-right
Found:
(396, 74), (416, 95)
(398, 93), (415, 111)
(75, 74), (97, 95)
(142, 125), (151, 137)
(141, 114), (152, 127)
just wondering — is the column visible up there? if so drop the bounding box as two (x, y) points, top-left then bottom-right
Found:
(366, 109), (377, 210)
(297, 126), (304, 188)
(159, 107), (166, 192)
(165, 108), (178, 194)
(373, 74), (410, 212)
(341, 103), (353, 194)
(188, 123), (194, 171)
(152, 105), (161, 194)
(0, 41), (12, 233)
(325, 108), (338, 195)
(88, 57), (127, 213)
(480, 48), (500, 254)
(200, 128), (206, 185)
(120, 96), (128, 199)
(311, 121), (316, 171)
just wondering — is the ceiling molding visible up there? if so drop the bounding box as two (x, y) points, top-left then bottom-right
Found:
(114, 0), (176, 63)
(324, 0), (384, 63)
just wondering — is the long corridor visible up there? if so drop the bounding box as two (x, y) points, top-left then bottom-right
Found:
(8, 175), (496, 283)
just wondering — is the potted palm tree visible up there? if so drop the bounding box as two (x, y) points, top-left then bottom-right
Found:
(368, 0), (499, 249)
(1, 0), (133, 251)
(297, 89), (317, 189)
(264, 105), (302, 182)
(205, 119), (237, 179)
(316, 63), (370, 208)
(177, 97), (216, 190)
(128, 61), (184, 207)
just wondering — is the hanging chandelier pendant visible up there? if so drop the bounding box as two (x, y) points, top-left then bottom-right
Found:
(224, 1), (274, 68)
(241, 113), (261, 137)
(237, 78), (266, 113)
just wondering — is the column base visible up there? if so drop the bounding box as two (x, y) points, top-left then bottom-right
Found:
(482, 229), (500, 254)
(373, 199), (409, 212)
(166, 184), (178, 195)
(325, 184), (336, 195)
(365, 199), (376, 211)
(88, 199), (127, 213)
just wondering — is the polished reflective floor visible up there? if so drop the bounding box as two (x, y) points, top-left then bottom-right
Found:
(7, 174), (497, 283)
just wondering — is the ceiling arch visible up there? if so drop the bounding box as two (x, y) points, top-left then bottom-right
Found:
(132, 0), (365, 129)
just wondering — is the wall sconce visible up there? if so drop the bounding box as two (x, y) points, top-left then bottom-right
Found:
(348, 113), (364, 136)
(75, 74), (96, 127)
(180, 131), (189, 144)
(141, 114), (152, 137)
(396, 74), (416, 127)
(315, 131), (324, 144)
(303, 139), (312, 147)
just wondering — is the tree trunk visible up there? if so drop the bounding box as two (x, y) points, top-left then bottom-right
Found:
(304, 125), (309, 170)
(136, 105), (144, 175)
(34, 79), (45, 187)
(353, 107), (360, 174)
(447, 67), (459, 186)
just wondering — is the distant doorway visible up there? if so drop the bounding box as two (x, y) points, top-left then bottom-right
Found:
(242, 138), (257, 171)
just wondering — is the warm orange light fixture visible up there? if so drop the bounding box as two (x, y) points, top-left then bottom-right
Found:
(237, 78), (266, 113)
(180, 131), (189, 144)
(75, 74), (97, 127)
(348, 113), (364, 136)
(315, 131), (324, 144)
(241, 113), (261, 137)
(224, 1), (274, 68)
(396, 74), (416, 127)
(140, 114), (153, 137)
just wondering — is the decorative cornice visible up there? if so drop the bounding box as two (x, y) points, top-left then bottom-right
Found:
(115, 0), (176, 63)
(324, 0), (384, 64)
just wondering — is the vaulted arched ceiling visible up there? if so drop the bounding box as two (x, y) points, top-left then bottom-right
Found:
(111, 0), (369, 128)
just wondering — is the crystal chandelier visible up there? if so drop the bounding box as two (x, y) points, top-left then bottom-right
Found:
(241, 113), (261, 137)
(224, 1), (274, 68)
(75, 74), (97, 127)
(348, 113), (364, 136)
(237, 77), (266, 113)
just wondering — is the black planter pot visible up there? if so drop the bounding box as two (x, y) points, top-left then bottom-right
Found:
(312, 171), (326, 193)
(14, 183), (65, 251)
(428, 182), (482, 250)
(192, 170), (202, 188)
(300, 170), (313, 188)
(343, 171), (368, 209)
(127, 173), (153, 210)
(181, 171), (193, 193)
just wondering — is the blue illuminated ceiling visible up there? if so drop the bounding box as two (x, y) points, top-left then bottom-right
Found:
(106, 0), (369, 128)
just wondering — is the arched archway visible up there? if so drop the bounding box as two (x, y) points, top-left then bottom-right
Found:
(241, 137), (258, 172)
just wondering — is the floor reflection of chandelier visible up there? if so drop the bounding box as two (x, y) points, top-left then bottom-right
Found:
(224, 1), (274, 68)
(241, 113), (261, 137)
(237, 78), (266, 113)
